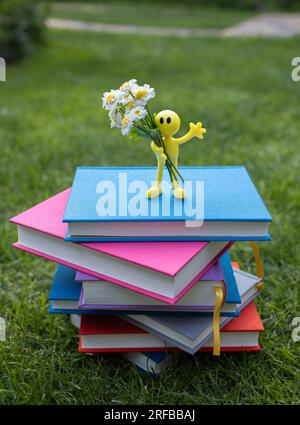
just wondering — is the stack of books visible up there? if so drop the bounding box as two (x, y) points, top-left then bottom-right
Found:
(10, 166), (271, 375)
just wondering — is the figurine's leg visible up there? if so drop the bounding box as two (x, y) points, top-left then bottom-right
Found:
(146, 161), (164, 199)
(171, 159), (185, 199)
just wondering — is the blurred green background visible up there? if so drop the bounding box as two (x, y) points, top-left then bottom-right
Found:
(0, 0), (299, 405)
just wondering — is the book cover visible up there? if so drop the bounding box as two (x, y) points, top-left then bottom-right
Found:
(49, 265), (81, 301)
(64, 166), (271, 223)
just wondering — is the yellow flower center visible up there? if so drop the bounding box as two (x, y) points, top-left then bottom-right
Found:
(122, 116), (129, 126)
(134, 89), (148, 99)
(127, 101), (134, 109)
(134, 109), (141, 115)
(106, 93), (115, 104)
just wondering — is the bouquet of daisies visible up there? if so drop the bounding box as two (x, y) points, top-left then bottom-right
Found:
(102, 79), (183, 183)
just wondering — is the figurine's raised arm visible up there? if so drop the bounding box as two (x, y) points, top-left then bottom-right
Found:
(174, 122), (206, 145)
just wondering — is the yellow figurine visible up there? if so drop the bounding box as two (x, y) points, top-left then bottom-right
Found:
(147, 110), (206, 199)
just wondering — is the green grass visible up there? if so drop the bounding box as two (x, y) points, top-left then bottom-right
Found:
(0, 28), (300, 404)
(49, 1), (255, 28)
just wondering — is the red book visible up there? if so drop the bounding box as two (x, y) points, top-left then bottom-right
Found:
(79, 301), (264, 353)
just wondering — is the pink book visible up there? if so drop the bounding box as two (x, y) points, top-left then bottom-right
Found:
(10, 189), (233, 304)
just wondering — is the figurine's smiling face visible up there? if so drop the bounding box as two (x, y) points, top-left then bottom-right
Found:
(155, 110), (180, 136)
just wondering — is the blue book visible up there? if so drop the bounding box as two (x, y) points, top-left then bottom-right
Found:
(49, 265), (99, 314)
(49, 254), (240, 317)
(63, 166), (271, 242)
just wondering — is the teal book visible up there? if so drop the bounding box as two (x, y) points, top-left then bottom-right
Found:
(63, 166), (271, 242)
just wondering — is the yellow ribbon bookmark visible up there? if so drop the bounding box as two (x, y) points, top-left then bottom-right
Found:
(213, 287), (224, 356)
(250, 242), (264, 290)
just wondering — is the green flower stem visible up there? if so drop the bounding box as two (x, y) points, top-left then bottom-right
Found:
(159, 138), (184, 183)
(146, 105), (155, 127)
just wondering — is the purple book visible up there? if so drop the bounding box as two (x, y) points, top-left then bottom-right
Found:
(76, 254), (241, 314)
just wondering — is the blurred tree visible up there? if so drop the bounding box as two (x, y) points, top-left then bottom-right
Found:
(0, 0), (47, 63)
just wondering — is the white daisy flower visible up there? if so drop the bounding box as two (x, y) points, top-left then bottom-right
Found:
(119, 92), (135, 106)
(119, 79), (138, 94)
(102, 89), (120, 111)
(108, 109), (122, 128)
(127, 105), (147, 122)
(132, 84), (155, 104)
(121, 114), (134, 136)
